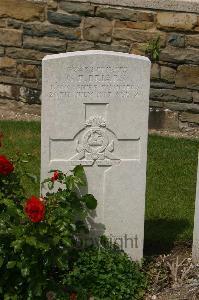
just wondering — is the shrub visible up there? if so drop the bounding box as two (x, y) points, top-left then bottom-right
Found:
(0, 135), (97, 299)
(66, 241), (147, 300)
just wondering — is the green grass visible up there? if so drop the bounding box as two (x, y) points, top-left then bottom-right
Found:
(0, 120), (198, 254)
(145, 134), (199, 254)
(0, 121), (41, 197)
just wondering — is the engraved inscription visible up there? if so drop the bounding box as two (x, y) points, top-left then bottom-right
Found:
(48, 65), (142, 100)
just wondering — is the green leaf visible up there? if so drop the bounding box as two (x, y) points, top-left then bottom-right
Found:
(11, 239), (23, 252)
(70, 223), (76, 231)
(82, 194), (97, 210)
(73, 165), (84, 177)
(73, 165), (86, 186)
(53, 236), (60, 245)
(48, 181), (54, 190)
(26, 236), (37, 247)
(21, 267), (30, 277)
(26, 173), (38, 183)
(7, 261), (16, 269)
(0, 256), (4, 268)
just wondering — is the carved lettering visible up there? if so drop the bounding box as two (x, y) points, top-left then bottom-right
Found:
(47, 65), (142, 100)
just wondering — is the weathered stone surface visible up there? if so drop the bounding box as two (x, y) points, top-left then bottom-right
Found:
(186, 35), (199, 48)
(0, 83), (19, 99)
(0, 57), (16, 70)
(160, 66), (176, 83)
(96, 6), (155, 22)
(125, 10), (156, 22)
(151, 81), (175, 89)
(95, 41), (130, 53)
(0, 47), (4, 56)
(59, 1), (94, 16)
(149, 100), (164, 108)
(23, 23), (81, 40)
(157, 12), (197, 30)
(7, 19), (22, 29)
(23, 79), (41, 90)
(47, 0), (57, 9)
(67, 40), (95, 51)
(68, 40), (130, 52)
(16, 59), (41, 66)
(164, 102), (199, 112)
(130, 42), (147, 56)
(97, 6), (135, 20)
(48, 11), (81, 27)
(17, 64), (39, 79)
(83, 17), (113, 43)
(0, 28), (22, 47)
(176, 65), (199, 90)
(42, 50), (151, 261)
(6, 47), (48, 61)
(19, 86), (40, 104)
(0, 19), (6, 27)
(151, 63), (160, 80)
(115, 20), (154, 30)
(0, 75), (23, 85)
(0, 84), (12, 98)
(193, 91), (199, 103)
(167, 33), (185, 48)
(160, 46), (199, 64)
(180, 112), (199, 123)
(0, 0), (45, 21)
(113, 28), (166, 46)
(23, 36), (66, 53)
(150, 88), (193, 103)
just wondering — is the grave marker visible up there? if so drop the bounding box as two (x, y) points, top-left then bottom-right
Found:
(41, 50), (151, 260)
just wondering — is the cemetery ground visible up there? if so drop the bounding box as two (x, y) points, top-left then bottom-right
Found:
(0, 120), (199, 299)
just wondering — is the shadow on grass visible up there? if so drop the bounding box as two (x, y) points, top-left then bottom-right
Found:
(144, 218), (190, 256)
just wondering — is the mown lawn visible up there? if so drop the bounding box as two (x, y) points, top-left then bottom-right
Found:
(145, 135), (199, 254)
(0, 121), (41, 197)
(0, 120), (198, 254)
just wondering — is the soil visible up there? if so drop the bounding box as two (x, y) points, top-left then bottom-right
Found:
(145, 242), (199, 300)
(0, 99), (41, 122)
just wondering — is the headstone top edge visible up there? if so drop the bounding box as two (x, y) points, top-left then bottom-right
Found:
(42, 50), (151, 65)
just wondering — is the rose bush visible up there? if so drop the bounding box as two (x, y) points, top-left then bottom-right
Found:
(0, 134), (97, 299)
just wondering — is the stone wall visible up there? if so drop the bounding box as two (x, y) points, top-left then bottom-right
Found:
(0, 0), (199, 129)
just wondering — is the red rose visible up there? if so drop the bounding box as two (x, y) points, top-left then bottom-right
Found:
(25, 196), (45, 223)
(0, 155), (14, 176)
(51, 170), (59, 182)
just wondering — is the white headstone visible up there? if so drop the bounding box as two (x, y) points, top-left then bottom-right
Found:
(41, 50), (151, 261)
(193, 154), (199, 264)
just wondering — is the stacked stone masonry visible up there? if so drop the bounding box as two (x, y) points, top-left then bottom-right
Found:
(0, 0), (199, 129)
